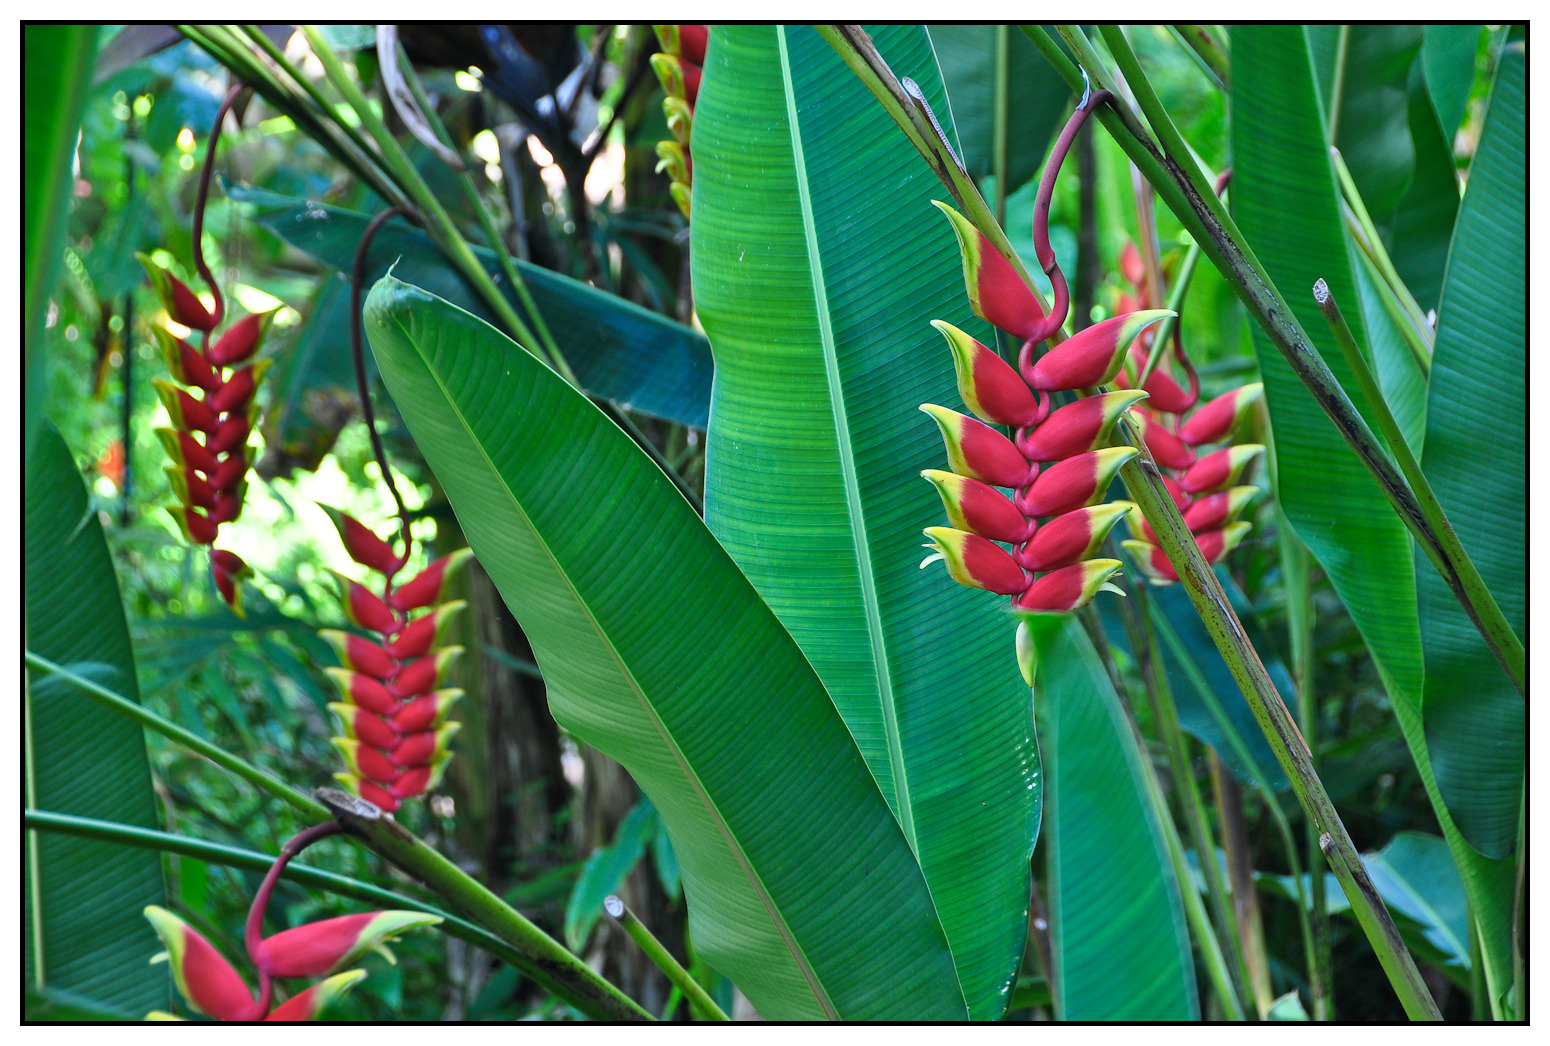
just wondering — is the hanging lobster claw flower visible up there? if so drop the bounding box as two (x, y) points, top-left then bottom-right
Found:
(325, 668), (399, 716)
(1015, 503), (1129, 572)
(920, 404), (1033, 489)
(1014, 446), (1136, 519)
(390, 688), (464, 733)
(137, 254), (216, 331)
(921, 470), (1034, 543)
(165, 464), (216, 511)
(330, 702), (402, 750)
(1183, 486), (1258, 533)
(168, 505), (218, 546)
(1123, 539), (1179, 584)
(384, 601), (467, 660)
(655, 140), (692, 185)
(921, 527), (1029, 595)
(264, 970), (367, 1022)
(208, 310), (276, 367)
(1013, 559), (1124, 613)
(387, 647), (464, 700)
(208, 360), (271, 414)
(1027, 310), (1173, 391)
(663, 96), (694, 146)
(332, 738), (403, 784)
(153, 378), (220, 435)
(319, 630), (399, 679)
(1179, 382), (1264, 446)
(253, 911), (442, 980)
(210, 548), (252, 617)
(1133, 411), (1196, 470)
(321, 508), (407, 576)
(1015, 390), (1147, 463)
(331, 571), (402, 634)
(933, 201), (1048, 341)
(651, 52), (702, 106)
(156, 427), (218, 475)
(390, 722), (460, 767)
(389, 549), (475, 612)
(1195, 521), (1253, 564)
(1181, 443), (1264, 494)
(932, 320), (1047, 427)
(154, 327), (220, 393)
(143, 906), (262, 1021)
(654, 24), (708, 65)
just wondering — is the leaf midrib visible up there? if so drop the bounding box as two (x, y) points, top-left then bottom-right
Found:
(776, 26), (915, 850)
(384, 293), (840, 1020)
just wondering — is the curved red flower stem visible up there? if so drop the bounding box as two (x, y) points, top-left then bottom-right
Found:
(243, 820), (345, 1013)
(191, 83), (246, 348)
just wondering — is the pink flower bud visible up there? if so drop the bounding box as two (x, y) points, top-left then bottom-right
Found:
(320, 630), (399, 679)
(1134, 411), (1195, 470)
(384, 602), (467, 660)
(332, 738), (402, 784)
(208, 360), (270, 414)
(153, 378), (220, 434)
(168, 505), (218, 545)
(1122, 539), (1178, 584)
(209, 450), (247, 492)
(933, 200), (1049, 341)
(1028, 310), (1173, 391)
(1015, 390), (1147, 463)
(1119, 241), (1146, 289)
(1014, 446), (1136, 519)
(932, 320), (1047, 428)
(921, 404), (1034, 489)
(208, 412), (252, 455)
(677, 24), (708, 65)
(1195, 521), (1252, 564)
(332, 572), (401, 634)
(391, 689), (463, 733)
(154, 327), (221, 393)
(389, 549), (474, 612)
(921, 527), (1029, 596)
(208, 311), (275, 367)
(1181, 444), (1264, 495)
(1182, 486), (1258, 533)
(387, 647), (463, 700)
(1161, 474), (1192, 511)
(1015, 503), (1129, 572)
(263, 970), (366, 1022)
(325, 668), (399, 716)
(1012, 559), (1124, 613)
(253, 911), (441, 980)
(1179, 383), (1263, 446)
(921, 469), (1034, 543)
(166, 464), (216, 510)
(143, 906), (262, 1021)
(156, 427), (218, 474)
(138, 254), (216, 331)
(329, 703), (401, 750)
(322, 508), (407, 576)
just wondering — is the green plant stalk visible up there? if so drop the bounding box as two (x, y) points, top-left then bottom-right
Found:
(1210, 755), (1274, 1017)
(1326, 26), (1351, 143)
(299, 26), (544, 360)
(992, 24), (1010, 228)
(1137, 241), (1202, 387)
(1468, 910), (1489, 1020)
(1313, 281), (1524, 696)
(23, 808), (548, 980)
(25, 652), (330, 821)
(604, 896), (729, 1021)
(1172, 25), (1230, 91)
(313, 787), (651, 1021)
(1278, 517), (1333, 1020)
(1044, 24), (1524, 696)
(1020, 25), (1444, 1020)
(1330, 150), (1434, 362)
(1511, 786), (1524, 1020)
(1346, 233), (1434, 379)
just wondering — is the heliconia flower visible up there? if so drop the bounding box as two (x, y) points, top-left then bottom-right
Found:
(1014, 446), (1136, 519)
(1027, 309), (1173, 391)
(208, 410), (254, 455)
(165, 464), (216, 510)
(390, 688), (463, 732)
(208, 360), (271, 414)
(387, 647), (463, 699)
(321, 506), (407, 575)
(253, 911), (442, 980)
(1181, 443), (1264, 495)
(1015, 389), (1147, 463)
(384, 601), (467, 659)
(320, 629), (399, 679)
(208, 310), (276, 367)
(154, 327), (220, 393)
(921, 527), (1029, 596)
(1116, 350), (1197, 415)
(670, 183), (693, 220)
(137, 254), (215, 331)
(1123, 539), (1179, 584)
(664, 96), (694, 146)
(1012, 558), (1124, 612)
(650, 52), (701, 106)
(210, 549), (253, 617)
(922, 469), (1034, 544)
(331, 572), (402, 634)
(1119, 240), (1146, 289)
(389, 549), (475, 612)
(168, 504), (218, 545)
(1195, 521), (1253, 564)
(931, 320), (1047, 428)
(1179, 382), (1264, 446)
(1135, 411), (1197, 470)
(263, 970), (367, 1022)
(1015, 503), (1129, 572)
(655, 140), (692, 185)
(144, 905), (264, 1021)
(330, 700), (402, 749)
(920, 404), (1034, 489)
(152, 378), (220, 435)
(325, 667), (399, 716)
(1161, 474), (1192, 512)
(1182, 486), (1258, 533)
(677, 24), (709, 65)
(933, 200), (1048, 341)
(156, 427), (218, 474)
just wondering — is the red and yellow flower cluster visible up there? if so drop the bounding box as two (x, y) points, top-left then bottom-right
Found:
(140, 253), (273, 615)
(652, 24), (707, 219)
(322, 510), (471, 813)
(920, 202), (1170, 614)
(1107, 243), (1264, 584)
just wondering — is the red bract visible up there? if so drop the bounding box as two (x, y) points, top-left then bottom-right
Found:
(653, 25), (710, 220)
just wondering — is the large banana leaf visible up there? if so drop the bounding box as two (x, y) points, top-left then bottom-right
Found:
(1421, 25), (1484, 141)
(691, 25), (1037, 1019)
(1416, 44), (1524, 861)
(363, 274), (967, 1020)
(1030, 616), (1197, 1020)
(25, 422), (166, 1017)
(1389, 58), (1462, 312)
(231, 185), (713, 430)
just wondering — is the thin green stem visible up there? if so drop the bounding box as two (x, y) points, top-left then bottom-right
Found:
(605, 896), (729, 1021)
(1314, 281), (1524, 696)
(1172, 25), (1230, 91)
(1137, 242), (1201, 387)
(314, 787), (651, 1020)
(992, 24), (1010, 228)
(25, 652), (329, 821)
(1327, 27), (1350, 141)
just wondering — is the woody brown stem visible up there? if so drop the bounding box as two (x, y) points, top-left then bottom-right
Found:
(191, 82), (246, 344)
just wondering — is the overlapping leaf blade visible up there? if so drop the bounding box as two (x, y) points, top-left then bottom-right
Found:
(1416, 44), (1524, 860)
(363, 275), (966, 1020)
(25, 422), (166, 1017)
(691, 25), (1037, 1019)
(1030, 616), (1197, 1020)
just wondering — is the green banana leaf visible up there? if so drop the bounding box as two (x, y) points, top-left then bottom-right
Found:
(25, 422), (166, 1017)
(1421, 25), (1484, 141)
(564, 799), (656, 951)
(24, 25), (99, 460)
(362, 274), (967, 1020)
(229, 185), (713, 430)
(1389, 58), (1462, 313)
(1416, 43), (1524, 861)
(929, 24), (1071, 190)
(1029, 616), (1197, 1020)
(691, 25), (1037, 1019)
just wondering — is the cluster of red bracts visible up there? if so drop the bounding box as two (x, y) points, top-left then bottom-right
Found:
(1106, 243), (1265, 584)
(140, 253), (273, 616)
(322, 510), (471, 813)
(652, 24), (707, 219)
(142, 904), (438, 1021)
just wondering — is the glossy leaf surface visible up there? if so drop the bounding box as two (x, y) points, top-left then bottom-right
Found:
(233, 185), (713, 429)
(692, 25), (1036, 1018)
(363, 274), (966, 1020)
(25, 422), (166, 1016)
(1030, 616), (1197, 1020)
(1416, 44), (1524, 860)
